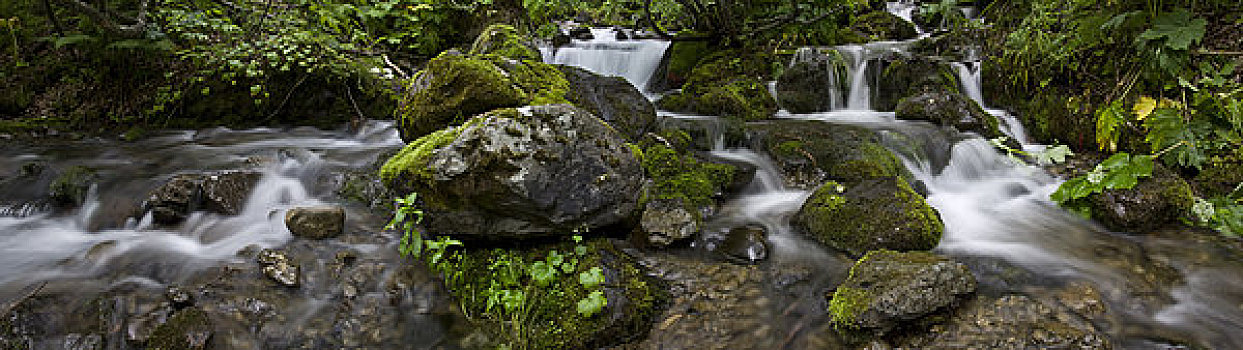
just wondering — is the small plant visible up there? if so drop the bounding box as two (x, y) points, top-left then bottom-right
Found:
(386, 192), (426, 257)
(989, 137), (1073, 165)
(1050, 152), (1155, 214)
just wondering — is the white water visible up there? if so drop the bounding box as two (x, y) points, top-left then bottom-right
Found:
(0, 121), (404, 299)
(541, 28), (671, 94)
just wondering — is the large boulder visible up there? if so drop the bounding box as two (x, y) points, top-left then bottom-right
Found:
(850, 11), (918, 42)
(748, 120), (908, 189)
(895, 91), (1003, 138)
(794, 178), (943, 257)
(556, 65), (657, 140)
(828, 250), (975, 333)
(776, 48), (848, 113)
(649, 40), (711, 92)
(656, 51), (778, 121)
(468, 24), (541, 61)
(144, 171), (262, 225)
(1087, 165), (1194, 233)
(381, 105), (643, 239)
(394, 52), (530, 141)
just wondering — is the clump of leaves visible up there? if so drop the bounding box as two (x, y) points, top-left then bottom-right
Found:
(1050, 152), (1155, 205)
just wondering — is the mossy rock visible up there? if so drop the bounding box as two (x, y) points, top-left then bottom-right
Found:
(875, 56), (960, 112)
(794, 178), (943, 257)
(1193, 160), (1243, 197)
(776, 51), (849, 113)
(748, 120), (909, 189)
(638, 144), (736, 208)
(469, 24), (541, 61)
(440, 238), (665, 349)
(650, 40), (711, 92)
(655, 114), (748, 151)
(1086, 165), (1195, 233)
(655, 50), (778, 121)
(395, 52), (527, 141)
(828, 250), (975, 333)
(895, 91), (1003, 138)
(383, 105), (643, 239)
(49, 165), (97, 207)
(146, 308), (213, 350)
(850, 11), (918, 42)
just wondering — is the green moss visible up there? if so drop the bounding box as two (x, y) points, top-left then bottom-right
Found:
(797, 177), (942, 257)
(828, 286), (873, 328)
(659, 50), (779, 121)
(755, 121), (908, 184)
(49, 165), (96, 206)
(850, 11), (918, 41)
(482, 56), (570, 106)
(438, 239), (663, 349)
(663, 41), (711, 86)
(380, 125), (465, 187)
(395, 53), (526, 141)
(469, 24), (541, 61)
(640, 145), (736, 208)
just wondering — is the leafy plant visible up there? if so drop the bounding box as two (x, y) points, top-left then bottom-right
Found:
(387, 192), (426, 257)
(1050, 152), (1155, 205)
(988, 137), (1073, 165)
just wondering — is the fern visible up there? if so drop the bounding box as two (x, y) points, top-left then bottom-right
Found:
(1095, 99), (1128, 152)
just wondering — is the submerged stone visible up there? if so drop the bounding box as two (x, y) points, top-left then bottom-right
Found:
(828, 250), (975, 333)
(146, 308), (213, 350)
(794, 178), (943, 257)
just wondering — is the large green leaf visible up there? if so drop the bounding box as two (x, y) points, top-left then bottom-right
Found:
(1139, 8), (1207, 50)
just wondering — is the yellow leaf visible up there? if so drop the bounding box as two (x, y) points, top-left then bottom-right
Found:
(1133, 96), (1157, 120)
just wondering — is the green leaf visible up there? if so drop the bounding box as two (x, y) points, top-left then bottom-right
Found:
(529, 261), (556, 286)
(1139, 8), (1207, 50)
(1095, 100), (1127, 151)
(578, 267), (605, 289)
(576, 290), (607, 317)
(1036, 145), (1074, 165)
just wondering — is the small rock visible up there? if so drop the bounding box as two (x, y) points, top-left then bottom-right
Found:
(828, 250), (976, 334)
(257, 249), (299, 287)
(166, 286), (194, 309)
(569, 26), (593, 40)
(63, 333), (103, 350)
(285, 206), (346, 239)
(84, 241), (118, 262)
(717, 225), (767, 263)
(641, 200), (699, 246)
(147, 308), (213, 350)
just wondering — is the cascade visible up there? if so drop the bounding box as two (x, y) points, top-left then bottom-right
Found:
(541, 28), (671, 94)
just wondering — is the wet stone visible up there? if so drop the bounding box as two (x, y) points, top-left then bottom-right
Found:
(257, 249), (299, 287)
(641, 200), (699, 246)
(63, 333), (103, 350)
(285, 206), (346, 239)
(714, 225), (768, 263)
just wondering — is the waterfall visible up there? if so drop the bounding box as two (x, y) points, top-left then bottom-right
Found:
(541, 28), (671, 94)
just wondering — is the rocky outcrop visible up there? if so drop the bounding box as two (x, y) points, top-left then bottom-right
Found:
(795, 178), (943, 257)
(144, 171), (262, 224)
(776, 49), (847, 113)
(556, 65), (657, 141)
(828, 250), (975, 334)
(895, 91), (1003, 138)
(285, 206), (345, 240)
(382, 105), (643, 239)
(875, 56), (960, 112)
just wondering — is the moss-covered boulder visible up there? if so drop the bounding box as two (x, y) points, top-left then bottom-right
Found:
(441, 238), (664, 349)
(469, 24), (541, 61)
(556, 65), (657, 141)
(395, 52), (528, 141)
(655, 51), (778, 121)
(638, 144), (736, 208)
(850, 11), (918, 42)
(1087, 165), (1194, 233)
(649, 40), (711, 92)
(828, 250), (975, 333)
(776, 48), (848, 113)
(48, 165), (97, 208)
(749, 120), (908, 189)
(875, 56), (960, 112)
(381, 104), (643, 239)
(794, 178), (943, 257)
(895, 91), (1003, 138)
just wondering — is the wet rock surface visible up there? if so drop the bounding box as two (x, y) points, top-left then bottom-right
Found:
(285, 206), (345, 240)
(895, 91), (1002, 138)
(641, 199), (699, 246)
(795, 178), (943, 257)
(557, 65), (657, 141)
(749, 120), (908, 190)
(827, 250), (976, 333)
(143, 171), (262, 225)
(776, 51), (845, 113)
(1087, 165), (1195, 233)
(893, 293), (1110, 349)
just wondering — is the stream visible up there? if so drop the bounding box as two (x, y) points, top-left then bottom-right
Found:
(3, 2), (1243, 348)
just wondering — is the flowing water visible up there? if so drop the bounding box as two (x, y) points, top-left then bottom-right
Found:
(540, 27), (671, 94)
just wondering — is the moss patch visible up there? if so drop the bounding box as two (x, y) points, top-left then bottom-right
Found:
(639, 144), (736, 208)
(796, 177), (943, 257)
(146, 308), (212, 350)
(380, 124), (465, 188)
(656, 50), (778, 121)
(395, 52), (526, 141)
(829, 286), (872, 328)
(469, 24), (541, 61)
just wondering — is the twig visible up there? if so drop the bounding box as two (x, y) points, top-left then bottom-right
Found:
(1, 282), (46, 317)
